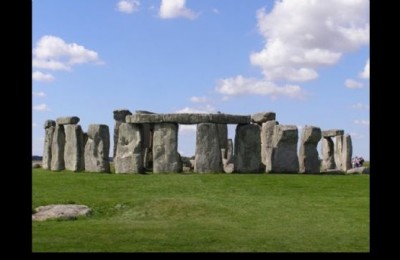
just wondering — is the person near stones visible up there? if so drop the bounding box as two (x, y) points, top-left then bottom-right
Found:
(359, 157), (364, 167)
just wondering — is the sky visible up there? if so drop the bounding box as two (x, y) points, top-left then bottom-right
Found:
(32, 0), (370, 160)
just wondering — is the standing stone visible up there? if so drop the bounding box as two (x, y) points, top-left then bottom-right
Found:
(334, 135), (344, 171)
(341, 134), (352, 171)
(50, 124), (65, 171)
(113, 110), (132, 158)
(321, 137), (336, 171)
(42, 120), (56, 170)
(195, 123), (223, 173)
(261, 120), (278, 168)
(234, 124), (262, 173)
(267, 125), (299, 173)
(115, 123), (143, 173)
(226, 139), (234, 162)
(64, 125), (84, 172)
(299, 126), (322, 173)
(153, 123), (182, 173)
(84, 124), (110, 173)
(217, 124), (228, 159)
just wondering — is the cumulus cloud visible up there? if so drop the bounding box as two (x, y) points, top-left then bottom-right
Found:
(32, 91), (46, 97)
(159, 0), (197, 19)
(32, 71), (54, 82)
(33, 103), (50, 111)
(354, 119), (369, 126)
(190, 96), (210, 103)
(345, 79), (364, 88)
(349, 132), (365, 139)
(117, 0), (140, 14)
(32, 35), (101, 71)
(215, 75), (304, 99)
(250, 0), (369, 82)
(352, 102), (369, 110)
(360, 58), (369, 79)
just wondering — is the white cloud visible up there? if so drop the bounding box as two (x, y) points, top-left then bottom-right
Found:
(33, 103), (50, 111)
(32, 91), (46, 97)
(345, 79), (364, 88)
(117, 0), (140, 14)
(360, 58), (369, 79)
(250, 0), (369, 82)
(175, 104), (216, 114)
(352, 102), (369, 110)
(32, 35), (101, 71)
(215, 75), (304, 99)
(190, 96), (210, 103)
(32, 71), (54, 82)
(159, 0), (197, 20)
(354, 119), (369, 126)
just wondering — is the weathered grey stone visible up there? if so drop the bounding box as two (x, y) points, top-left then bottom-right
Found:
(153, 123), (182, 173)
(251, 112), (276, 124)
(267, 125), (299, 173)
(226, 139), (234, 161)
(217, 124), (228, 158)
(234, 124), (262, 173)
(195, 123), (223, 173)
(56, 116), (80, 125)
(126, 113), (251, 124)
(114, 123), (143, 174)
(223, 158), (234, 173)
(299, 126), (322, 173)
(32, 204), (91, 221)
(84, 124), (110, 173)
(42, 125), (55, 170)
(261, 120), (278, 168)
(322, 129), (344, 137)
(50, 124), (65, 171)
(113, 109), (132, 158)
(321, 137), (336, 171)
(340, 134), (352, 172)
(347, 167), (369, 175)
(64, 125), (84, 172)
(44, 120), (56, 129)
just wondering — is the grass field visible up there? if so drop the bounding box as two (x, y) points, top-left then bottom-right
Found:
(32, 169), (369, 252)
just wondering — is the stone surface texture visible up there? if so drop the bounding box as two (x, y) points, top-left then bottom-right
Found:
(195, 123), (223, 173)
(234, 124), (262, 173)
(84, 124), (110, 173)
(153, 123), (182, 173)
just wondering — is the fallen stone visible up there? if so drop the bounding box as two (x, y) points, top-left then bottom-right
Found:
(32, 204), (91, 221)
(56, 116), (80, 125)
(347, 167), (369, 174)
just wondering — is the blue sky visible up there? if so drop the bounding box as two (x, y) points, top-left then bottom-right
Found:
(32, 0), (369, 159)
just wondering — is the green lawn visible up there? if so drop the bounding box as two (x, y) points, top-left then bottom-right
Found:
(32, 169), (369, 252)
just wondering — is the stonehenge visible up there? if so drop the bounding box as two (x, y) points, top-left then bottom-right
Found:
(42, 110), (355, 174)
(299, 126), (322, 173)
